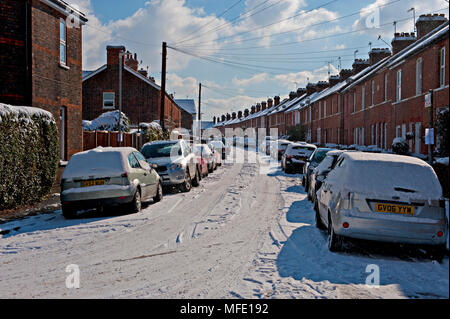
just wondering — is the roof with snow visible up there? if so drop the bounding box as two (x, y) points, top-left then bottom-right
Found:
(174, 99), (197, 115)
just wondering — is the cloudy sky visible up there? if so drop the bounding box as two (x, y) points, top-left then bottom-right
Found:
(71, 0), (448, 120)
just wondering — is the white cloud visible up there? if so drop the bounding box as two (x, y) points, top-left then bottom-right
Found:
(232, 73), (268, 86)
(273, 64), (338, 88)
(167, 73), (198, 99)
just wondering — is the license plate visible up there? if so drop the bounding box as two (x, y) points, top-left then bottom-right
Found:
(374, 203), (414, 215)
(81, 179), (106, 187)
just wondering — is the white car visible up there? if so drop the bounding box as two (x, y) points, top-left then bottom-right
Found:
(271, 139), (292, 161)
(316, 152), (448, 260)
(61, 147), (163, 218)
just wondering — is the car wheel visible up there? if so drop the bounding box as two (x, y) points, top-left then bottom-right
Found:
(327, 215), (342, 252)
(62, 204), (77, 219)
(307, 187), (312, 201)
(197, 166), (202, 181)
(192, 168), (200, 187)
(153, 182), (163, 203)
(427, 244), (447, 262)
(208, 164), (214, 173)
(130, 189), (142, 213)
(315, 203), (326, 230)
(179, 169), (192, 192)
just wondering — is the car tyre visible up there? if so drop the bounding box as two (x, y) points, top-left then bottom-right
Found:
(315, 204), (326, 230)
(192, 168), (200, 187)
(130, 189), (142, 213)
(327, 215), (342, 252)
(153, 182), (163, 203)
(427, 244), (447, 263)
(179, 169), (192, 192)
(62, 204), (77, 219)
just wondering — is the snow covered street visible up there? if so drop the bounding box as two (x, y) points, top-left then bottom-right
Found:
(0, 148), (448, 299)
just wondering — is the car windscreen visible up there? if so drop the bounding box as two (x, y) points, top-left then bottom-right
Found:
(312, 150), (329, 163)
(141, 142), (180, 158)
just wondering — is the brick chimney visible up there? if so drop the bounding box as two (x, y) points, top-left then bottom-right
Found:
(274, 96), (280, 106)
(296, 88), (306, 97)
(306, 83), (316, 95)
(289, 91), (296, 100)
(222, 115), (226, 122)
(266, 99), (272, 109)
(256, 103), (261, 112)
(244, 109), (249, 117)
(232, 112), (236, 120)
(416, 14), (448, 39)
(227, 113), (231, 121)
(352, 59), (370, 75)
(328, 75), (340, 87)
(369, 48), (391, 65)
(339, 69), (353, 81)
(213, 116), (216, 124)
(391, 33), (416, 55)
(125, 51), (139, 71)
(251, 105), (256, 114)
(138, 68), (148, 77)
(316, 81), (329, 92)
(238, 111), (243, 119)
(107, 45), (126, 66)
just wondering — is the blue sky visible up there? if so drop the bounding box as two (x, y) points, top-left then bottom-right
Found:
(76, 0), (448, 120)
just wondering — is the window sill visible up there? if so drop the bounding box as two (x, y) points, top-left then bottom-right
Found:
(59, 63), (70, 70)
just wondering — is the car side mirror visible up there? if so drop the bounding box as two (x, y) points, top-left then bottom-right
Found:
(151, 163), (158, 169)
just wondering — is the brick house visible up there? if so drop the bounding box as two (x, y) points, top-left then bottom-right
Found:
(174, 99), (197, 130)
(0, 0), (87, 160)
(82, 46), (181, 130)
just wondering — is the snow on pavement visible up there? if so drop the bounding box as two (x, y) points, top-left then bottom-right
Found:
(0, 148), (448, 299)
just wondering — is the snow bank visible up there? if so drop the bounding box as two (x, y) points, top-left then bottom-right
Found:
(0, 103), (55, 125)
(82, 110), (130, 132)
(435, 157), (449, 166)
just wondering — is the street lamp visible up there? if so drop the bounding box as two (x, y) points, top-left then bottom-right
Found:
(118, 49), (124, 146)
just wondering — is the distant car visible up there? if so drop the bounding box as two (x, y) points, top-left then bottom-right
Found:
(271, 139), (292, 161)
(302, 148), (334, 192)
(281, 142), (317, 173)
(261, 136), (276, 155)
(207, 142), (222, 168)
(308, 150), (345, 203)
(208, 140), (227, 160)
(316, 152), (448, 260)
(192, 144), (209, 179)
(60, 147), (163, 218)
(195, 143), (216, 173)
(140, 140), (200, 192)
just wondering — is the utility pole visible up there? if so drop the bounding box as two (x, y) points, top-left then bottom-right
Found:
(160, 42), (167, 131)
(118, 49), (124, 147)
(427, 89), (434, 165)
(198, 82), (202, 140)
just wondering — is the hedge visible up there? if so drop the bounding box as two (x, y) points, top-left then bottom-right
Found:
(0, 103), (59, 210)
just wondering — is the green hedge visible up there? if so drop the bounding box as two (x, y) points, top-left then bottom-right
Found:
(0, 104), (59, 210)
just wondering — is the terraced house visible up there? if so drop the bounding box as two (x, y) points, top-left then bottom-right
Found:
(0, 0), (87, 160)
(215, 14), (449, 156)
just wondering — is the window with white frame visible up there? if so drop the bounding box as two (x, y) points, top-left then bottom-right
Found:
(440, 47), (446, 87)
(416, 58), (423, 95)
(103, 92), (115, 109)
(361, 86), (365, 110)
(59, 18), (67, 65)
(384, 73), (388, 102)
(318, 102), (321, 119)
(324, 101), (327, 118)
(396, 70), (402, 102)
(353, 92), (356, 113)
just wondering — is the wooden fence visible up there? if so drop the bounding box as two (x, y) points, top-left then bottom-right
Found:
(83, 131), (145, 151)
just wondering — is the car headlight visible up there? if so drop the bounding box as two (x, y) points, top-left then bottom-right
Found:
(170, 163), (182, 170)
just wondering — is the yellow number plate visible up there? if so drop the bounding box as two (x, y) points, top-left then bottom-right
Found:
(81, 179), (106, 187)
(375, 203), (414, 215)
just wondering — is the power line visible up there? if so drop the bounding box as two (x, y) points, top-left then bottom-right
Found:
(177, 0), (403, 48)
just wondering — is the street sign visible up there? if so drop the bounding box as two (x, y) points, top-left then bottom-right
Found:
(425, 92), (432, 108)
(425, 128), (434, 145)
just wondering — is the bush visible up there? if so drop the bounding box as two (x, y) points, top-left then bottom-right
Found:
(287, 124), (306, 142)
(392, 137), (409, 155)
(82, 110), (130, 132)
(0, 104), (58, 210)
(436, 108), (449, 157)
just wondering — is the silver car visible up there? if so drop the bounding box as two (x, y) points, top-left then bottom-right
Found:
(316, 152), (447, 259)
(140, 140), (199, 192)
(61, 147), (163, 218)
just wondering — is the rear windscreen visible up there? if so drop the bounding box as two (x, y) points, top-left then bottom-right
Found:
(63, 152), (125, 179)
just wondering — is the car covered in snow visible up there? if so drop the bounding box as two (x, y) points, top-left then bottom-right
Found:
(308, 150), (346, 203)
(193, 144), (214, 176)
(271, 139), (292, 161)
(60, 147), (163, 218)
(140, 140), (200, 192)
(302, 148), (334, 191)
(315, 152), (448, 259)
(281, 142), (317, 173)
(208, 140), (227, 160)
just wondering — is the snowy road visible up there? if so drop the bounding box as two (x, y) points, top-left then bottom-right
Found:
(0, 148), (448, 298)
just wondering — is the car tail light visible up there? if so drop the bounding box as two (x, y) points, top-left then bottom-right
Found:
(121, 172), (128, 178)
(437, 231), (444, 237)
(287, 155), (293, 159)
(343, 222), (349, 229)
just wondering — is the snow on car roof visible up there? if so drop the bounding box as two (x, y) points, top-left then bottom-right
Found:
(344, 151), (429, 166)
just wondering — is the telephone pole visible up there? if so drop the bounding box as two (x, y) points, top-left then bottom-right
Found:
(198, 82), (202, 140)
(160, 42), (167, 130)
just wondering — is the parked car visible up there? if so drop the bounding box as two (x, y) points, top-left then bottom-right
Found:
(140, 140), (200, 192)
(308, 150), (345, 203)
(195, 143), (216, 173)
(302, 148), (334, 192)
(261, 136), (276, 155)
(208, 140), (227, 160)
(281, 142), (317, 173)
(207, 142), (222, 168)
(315, 152), (448, 260)
(271, 139), (292, 161)
(60, 147), (163, 218)
(192, 144), (209, 179)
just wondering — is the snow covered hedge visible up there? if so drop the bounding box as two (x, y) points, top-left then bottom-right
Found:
(82, 110), (130, 132)
(0, 104), (58, 210)
(139, 120), (170, 143)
